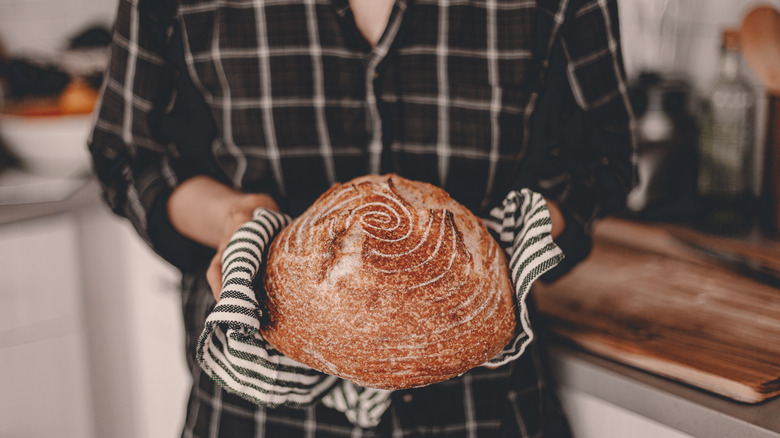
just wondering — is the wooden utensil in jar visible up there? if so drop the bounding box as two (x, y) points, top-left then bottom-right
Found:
(741, 6), (780, 233)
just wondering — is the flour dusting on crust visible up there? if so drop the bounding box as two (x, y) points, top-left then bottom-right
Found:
(262, 174), (516, 389)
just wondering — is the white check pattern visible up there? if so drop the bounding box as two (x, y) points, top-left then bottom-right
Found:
(90, 0), (636, 434)
(196, 188), (563, 428)
(91, 0), (636, 255)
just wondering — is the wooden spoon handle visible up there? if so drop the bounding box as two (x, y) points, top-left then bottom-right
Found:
(741, 6), (780, 95)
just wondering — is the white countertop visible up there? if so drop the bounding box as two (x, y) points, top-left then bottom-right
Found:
(0, 171), (98, 225)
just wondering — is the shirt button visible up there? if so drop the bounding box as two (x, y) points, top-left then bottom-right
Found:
(402, 394), (413, 403)
(373, 72), (379, 79)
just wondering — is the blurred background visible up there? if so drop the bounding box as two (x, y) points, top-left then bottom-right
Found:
(0, 0), (778, 437)
(0, 2), (189, 438)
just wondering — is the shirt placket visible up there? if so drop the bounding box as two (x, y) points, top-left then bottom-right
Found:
(333, 0), (407, 175)
(365, 0), (406, 174)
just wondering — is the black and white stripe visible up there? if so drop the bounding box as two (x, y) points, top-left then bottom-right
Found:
(196, 189), (563, 427)
(197, 209), (341, 408)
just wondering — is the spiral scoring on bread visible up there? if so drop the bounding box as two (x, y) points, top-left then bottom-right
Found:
(262, 175), (516, 389)
(281, 179), (474, 298)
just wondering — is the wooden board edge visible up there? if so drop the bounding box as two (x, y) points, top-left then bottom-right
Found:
(548, 327), (779, 404)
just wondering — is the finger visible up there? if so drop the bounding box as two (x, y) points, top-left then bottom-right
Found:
(207, 254), (222, 301)
(242, 193), (280, 212)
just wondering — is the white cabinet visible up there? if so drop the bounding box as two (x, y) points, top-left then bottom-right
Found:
(78, 204), (189, 438)
(0, 215), (95, 438)
(0, 216), (81, 333)
(558, 387), (694, 438)
(120, 221), (190, 438)
(0, 187), (190, 438)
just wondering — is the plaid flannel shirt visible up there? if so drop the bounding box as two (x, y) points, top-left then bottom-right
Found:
(89, 0), (635, 436)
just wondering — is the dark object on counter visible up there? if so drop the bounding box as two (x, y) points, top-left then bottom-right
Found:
(85, 74), (103, 91)
(761, 95), (780, 234)
(68, 25), (112, 49)
(1, 58), (69, 99)
(0, 136), (20, 172)
(697, 30), (757, 236)
(740, 7), (780, 235)
(672, 226), (780, 288)
(68, 25), (112, 91)
(626, 72), (699, 220)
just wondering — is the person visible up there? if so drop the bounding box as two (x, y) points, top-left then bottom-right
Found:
(89, 0), (635, 436)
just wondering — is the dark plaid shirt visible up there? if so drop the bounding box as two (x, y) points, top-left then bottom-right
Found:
(89, 0), (635, 436)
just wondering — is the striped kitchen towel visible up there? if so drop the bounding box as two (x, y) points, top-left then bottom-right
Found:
(196, 188), (564, 428)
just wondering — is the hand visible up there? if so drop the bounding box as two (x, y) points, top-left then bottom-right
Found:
(166, 175), (279, 301)
(545, 198), (565, 239)
(205, 193), (279, 300)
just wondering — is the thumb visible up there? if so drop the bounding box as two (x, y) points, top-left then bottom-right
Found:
(207, 251), (223, 301)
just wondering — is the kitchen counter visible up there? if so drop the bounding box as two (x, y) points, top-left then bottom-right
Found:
(0, 171), (98, 225)
(0, 174), (189, 438)
(547, 344), (780, 438)
(536, 217), (780, 438)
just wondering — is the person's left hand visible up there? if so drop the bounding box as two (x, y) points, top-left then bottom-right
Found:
(546, 198), (565, 239)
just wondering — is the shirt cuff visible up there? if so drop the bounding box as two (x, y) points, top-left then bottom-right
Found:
(147, 188), (215, 272)
(540, 209), (592, 282)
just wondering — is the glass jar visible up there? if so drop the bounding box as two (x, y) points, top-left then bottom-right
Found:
(697, 30), (757, 235)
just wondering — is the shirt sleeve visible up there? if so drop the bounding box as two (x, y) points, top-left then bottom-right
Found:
(525, 0), (637, 280)
(89, 0), (214, 271)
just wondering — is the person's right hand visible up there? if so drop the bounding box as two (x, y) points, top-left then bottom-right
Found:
(166, 175), (279, 301)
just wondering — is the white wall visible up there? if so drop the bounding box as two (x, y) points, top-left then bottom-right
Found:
(619, 0), (776, 194)
(620, 0), (780, 90)
(0, 0), (118, 54)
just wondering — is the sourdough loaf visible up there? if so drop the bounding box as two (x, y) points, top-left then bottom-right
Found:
(261, 174), (516, 389)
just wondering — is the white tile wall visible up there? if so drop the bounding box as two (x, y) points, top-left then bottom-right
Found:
(619, 0), (776, 193)
(0, 0), (118, 54)
(619, 0), (780, 92)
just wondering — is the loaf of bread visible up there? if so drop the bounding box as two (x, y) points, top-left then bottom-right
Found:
(261, 174), (516, 389)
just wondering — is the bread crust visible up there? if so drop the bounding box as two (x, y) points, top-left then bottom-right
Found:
(262, 174), (516, 389)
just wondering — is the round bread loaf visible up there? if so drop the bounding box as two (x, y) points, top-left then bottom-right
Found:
(261, 174), (516, 389)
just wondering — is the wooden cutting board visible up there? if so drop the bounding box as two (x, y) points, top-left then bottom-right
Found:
(533, 218), (780, 403)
